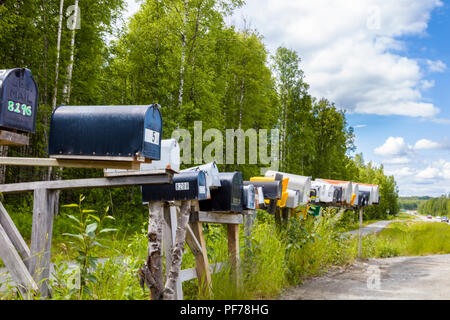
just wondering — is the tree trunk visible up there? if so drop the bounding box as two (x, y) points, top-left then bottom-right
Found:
(177, 0), (188, 115)
(51, 0), (64, 112)
(139, 202), (164, 300)
(48, 0), (64, 183)
(63, 0), (79, 104)
(162, 201), (191, 300)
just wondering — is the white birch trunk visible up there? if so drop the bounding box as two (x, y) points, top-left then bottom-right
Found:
(63, 0), (79, 104)
(162, 201), (191, 300)
(51, 0), (64, 111)
(177, 0), (188, 112)
(139, 202), (165, 300)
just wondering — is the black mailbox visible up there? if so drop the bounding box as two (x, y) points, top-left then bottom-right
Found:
(142, 171), (207, 202)
(48, 104), (162, 160)
(200, 172), (243, 213)
(0, 68), (38, 133)
(358, 191), (370, 207)
(244, 180), (281, 200)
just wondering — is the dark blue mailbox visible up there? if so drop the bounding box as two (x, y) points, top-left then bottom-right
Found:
(200, 172), (243, 213)
(0, 68), (38, 133)
(142, 171), (207, 202)
(48, 105), (162, 160)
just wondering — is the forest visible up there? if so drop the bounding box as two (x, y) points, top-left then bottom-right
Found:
(0, 0), (398, 220)
(418, 195), (450, 216)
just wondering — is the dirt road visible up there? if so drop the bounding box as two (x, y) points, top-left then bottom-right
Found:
(279, 254), (450, 300)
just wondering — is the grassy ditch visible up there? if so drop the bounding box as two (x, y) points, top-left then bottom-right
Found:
(358, 221), (450, 258)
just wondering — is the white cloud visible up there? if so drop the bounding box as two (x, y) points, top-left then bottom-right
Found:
(355, 124), (367, 128)
(374, 137), (412, 156)
(231, 0), (443, 117)
(416, 167), (440, 180)
(413, 139), (441, 150)
(385, 167), (414, 177)
(426, 59), (447, 72)
(382, 157), (411, 165)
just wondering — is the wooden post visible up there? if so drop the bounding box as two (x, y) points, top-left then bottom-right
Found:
(139, 202), (164, 300)
(243, 210), (255, 250)
(187, 220), (212, 297)
(29, 188), (56, 297)
(227, 220), (240, 286)
(358, 207), (363, 258)
(162, 204), (183, 300)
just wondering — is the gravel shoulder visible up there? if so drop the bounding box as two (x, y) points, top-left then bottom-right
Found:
(278, 254), (450, 300)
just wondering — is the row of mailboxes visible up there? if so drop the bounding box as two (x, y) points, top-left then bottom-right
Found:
(142, 170), (260, 212)
(0, 68), (39, 133)
(48, 104), (163, 161)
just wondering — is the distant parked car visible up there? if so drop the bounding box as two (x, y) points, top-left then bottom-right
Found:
(427, 215), (432, 219)
(441, 216), (449, 223)
(436, 216), (441, 220)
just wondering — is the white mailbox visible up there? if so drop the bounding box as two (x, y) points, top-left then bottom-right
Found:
(104, 138), (180, 176)
(181, 161), (221, 198)
(140, 138), (181, 171)
(265, 170), (311, 204)
(285, 189), (301, 208)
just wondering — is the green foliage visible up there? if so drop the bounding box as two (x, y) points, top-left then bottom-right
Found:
(398, 196), (431, 210)
(59, 195), (117, 299)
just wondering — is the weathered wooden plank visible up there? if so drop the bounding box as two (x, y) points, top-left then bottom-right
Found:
(0, 201), (31, 265)
(179, 263), (224, 283)
(0, 223), (38, 298)
(162, 204), (183, 300)
(104, 168), (178, 178)
(29, 189), (56, 298)
(190, 211), (244, 225)
(185, 225), (202, 256)
(188, 221), (211, 296)
(0, 156), (141, 170)
(0, 130), (29, 146)
(0, 171), (173, 194)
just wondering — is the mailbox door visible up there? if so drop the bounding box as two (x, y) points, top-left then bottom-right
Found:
(242, 184), (256, 210)
(244, 181), (281, 200)
(143, 106), (162, 160)
(0, 68), (38, 133)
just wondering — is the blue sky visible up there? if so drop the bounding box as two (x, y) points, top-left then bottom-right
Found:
(125, 0), (450, 197)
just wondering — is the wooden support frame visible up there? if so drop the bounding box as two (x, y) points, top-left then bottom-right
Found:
(0, 130), (29, 147)
(0, 170), (174, 298)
